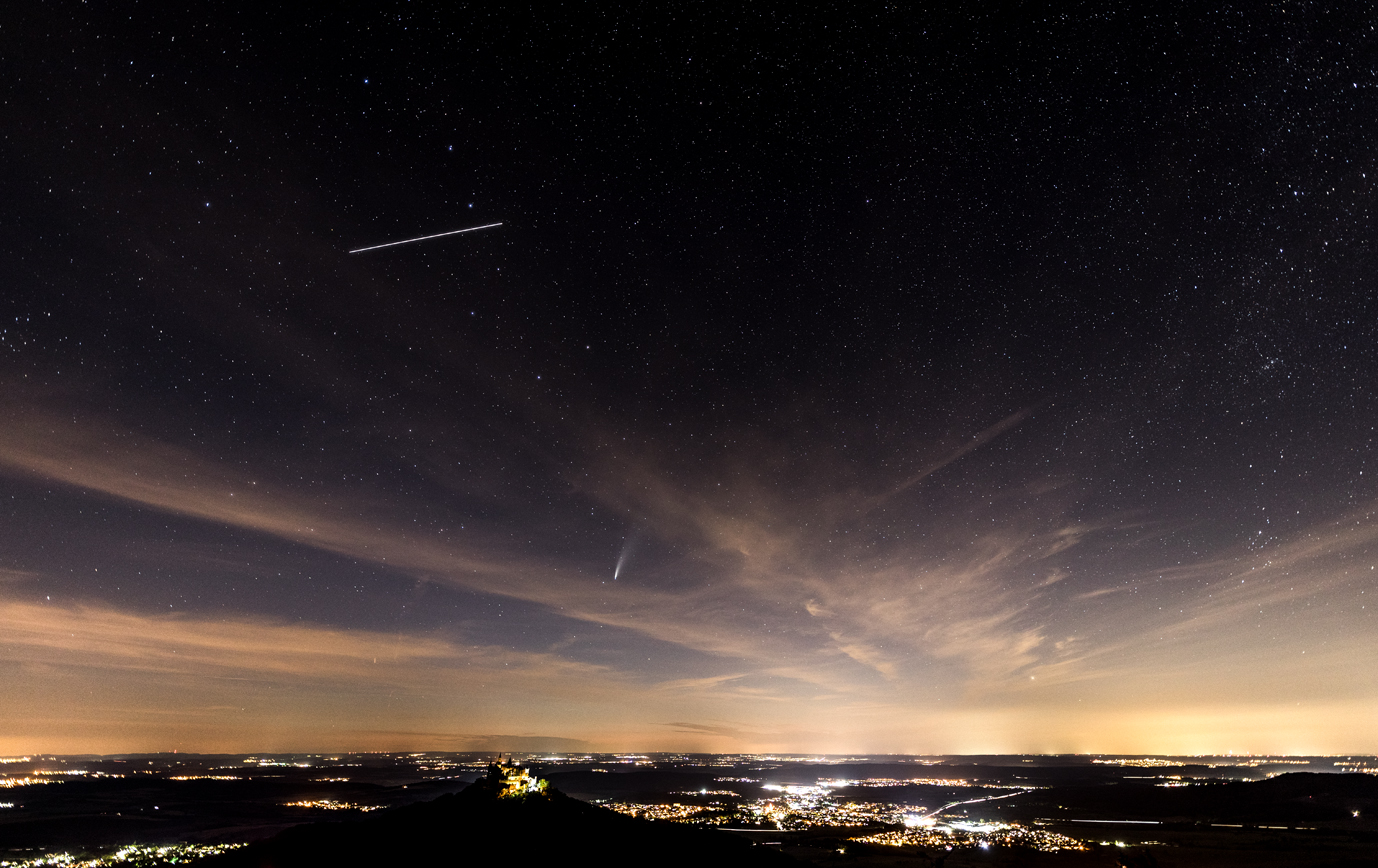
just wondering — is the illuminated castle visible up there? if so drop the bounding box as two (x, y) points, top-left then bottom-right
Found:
(488, 756), (546, 798)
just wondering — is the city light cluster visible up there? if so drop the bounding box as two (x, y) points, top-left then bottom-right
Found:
(605, 802), (730, 824)
(416, 761), (487, 772)
(1334, 761), (1378, 774)
(0, 843), (244, 868)
(282, 799), (382, 811)
(605, 785), (1093, 854)
(1204, 759), (1313, 769)
(853, 825), (1088, 853)
(820, 777), (972, 788)
(617, 783), (916, 830)
(745, 793), (906, 830)
(0, 778), (58, 788)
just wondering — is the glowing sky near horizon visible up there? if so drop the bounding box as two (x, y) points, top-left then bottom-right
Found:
(2, 4), (1377, 755)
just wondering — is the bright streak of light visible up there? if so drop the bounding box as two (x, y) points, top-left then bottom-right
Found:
(348, 222), (503, 253)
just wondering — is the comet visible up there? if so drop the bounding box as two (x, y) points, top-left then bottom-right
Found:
(613, 533), (639, 580)
(348, 222), (502, 253)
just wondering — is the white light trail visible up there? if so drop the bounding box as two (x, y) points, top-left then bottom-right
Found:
(348, 222), (503, 253)
(614, 533), (638, 580)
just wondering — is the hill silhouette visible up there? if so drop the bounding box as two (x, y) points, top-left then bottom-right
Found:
(1004, 772), (1378, 828)
(201, 771), (795, 868)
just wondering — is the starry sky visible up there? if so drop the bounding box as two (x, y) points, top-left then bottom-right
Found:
(3, 3), (1377, 755)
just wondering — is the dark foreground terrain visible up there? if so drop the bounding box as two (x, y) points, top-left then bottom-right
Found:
(201, 773), (794, 868)
(4, 755), (1378, 867)
(197, 770), (1378, 868)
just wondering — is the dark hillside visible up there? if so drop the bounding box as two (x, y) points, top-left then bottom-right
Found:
(1006, 773), (1378, 827)
(202, 778), (795, 868)
(544, 769), (743, 801)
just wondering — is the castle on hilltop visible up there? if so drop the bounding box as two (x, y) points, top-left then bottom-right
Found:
(487, 755), (547, 798)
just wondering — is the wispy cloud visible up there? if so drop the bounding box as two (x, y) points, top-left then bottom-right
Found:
(6, 397), (1378, 752)
(0, 407), (1070, 697)
(0, 595), (614, 689)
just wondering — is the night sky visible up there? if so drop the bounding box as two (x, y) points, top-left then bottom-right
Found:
(3, 3), (1377, 755)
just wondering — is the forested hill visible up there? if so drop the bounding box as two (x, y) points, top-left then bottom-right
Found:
(202, 778), (795, 868)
